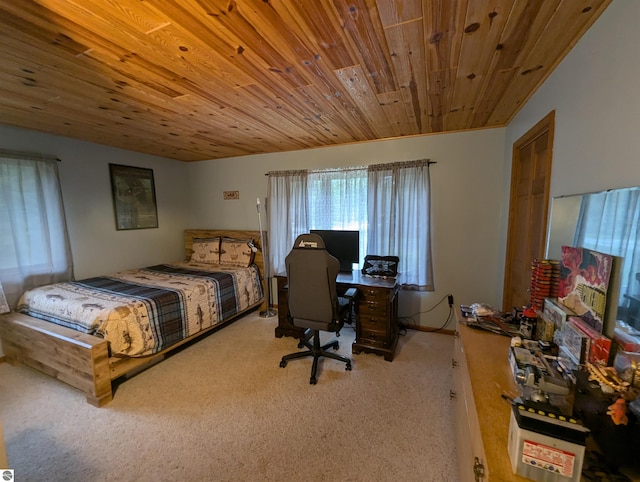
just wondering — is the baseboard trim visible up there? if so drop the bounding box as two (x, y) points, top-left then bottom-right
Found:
(406, 325), (455, 336)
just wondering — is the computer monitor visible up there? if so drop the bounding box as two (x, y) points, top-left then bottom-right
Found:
(310, 230), (360, 272)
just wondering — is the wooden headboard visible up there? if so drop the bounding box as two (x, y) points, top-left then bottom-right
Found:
(183, 229), (266, 311)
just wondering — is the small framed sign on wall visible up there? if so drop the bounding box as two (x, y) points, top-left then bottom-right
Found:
(109, 163), (159, 230)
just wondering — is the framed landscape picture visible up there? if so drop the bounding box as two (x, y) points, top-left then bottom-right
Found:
(109, 163), (158, 230)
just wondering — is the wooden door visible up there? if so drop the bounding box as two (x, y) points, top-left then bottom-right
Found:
(503, 112), (555, 312)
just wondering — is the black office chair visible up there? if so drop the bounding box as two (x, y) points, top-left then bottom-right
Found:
(279, 233), (356, 384)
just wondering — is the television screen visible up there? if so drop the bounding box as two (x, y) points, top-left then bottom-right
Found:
(310, 230), (359, 272)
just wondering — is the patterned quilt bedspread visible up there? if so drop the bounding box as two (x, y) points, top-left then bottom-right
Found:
(17, 262), (263, 357)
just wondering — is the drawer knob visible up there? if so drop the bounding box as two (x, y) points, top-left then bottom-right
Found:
(449, 389), (456, 400)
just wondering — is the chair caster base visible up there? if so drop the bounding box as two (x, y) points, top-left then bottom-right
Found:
(279, 330), (352, 383)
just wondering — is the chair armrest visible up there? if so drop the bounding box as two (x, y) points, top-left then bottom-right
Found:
(343, 287), (358, 300)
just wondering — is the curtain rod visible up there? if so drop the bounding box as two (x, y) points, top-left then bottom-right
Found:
(0, 149), (60, 162)
(265, 160), (436, 175)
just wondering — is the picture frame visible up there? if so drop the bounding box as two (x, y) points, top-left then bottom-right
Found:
(109, 163), (158, 230)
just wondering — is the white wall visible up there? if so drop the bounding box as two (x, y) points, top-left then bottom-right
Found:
(0, 125), (191, 279)
(187, 129), (507, 329)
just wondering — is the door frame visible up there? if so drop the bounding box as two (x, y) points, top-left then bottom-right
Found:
(503, 111), (555, 311)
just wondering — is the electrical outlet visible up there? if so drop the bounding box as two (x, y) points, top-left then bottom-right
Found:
(448, 294), (454, 306)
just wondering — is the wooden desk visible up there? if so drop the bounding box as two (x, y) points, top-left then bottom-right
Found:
(275, 272), (400, 361)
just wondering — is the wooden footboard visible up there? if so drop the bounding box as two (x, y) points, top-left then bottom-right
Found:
(0, 302), (261, 406)
(0, 312), (112, 406)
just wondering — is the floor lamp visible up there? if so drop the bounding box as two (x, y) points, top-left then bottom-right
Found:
(257, 198), (277, 318)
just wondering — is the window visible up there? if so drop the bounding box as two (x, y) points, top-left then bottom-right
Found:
(0, 152), (73, 308)
(267, 159), (433, 290)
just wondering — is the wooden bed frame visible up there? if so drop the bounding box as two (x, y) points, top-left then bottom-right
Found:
(0, 229), (266, 407)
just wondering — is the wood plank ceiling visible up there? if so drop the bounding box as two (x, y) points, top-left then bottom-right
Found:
(0, 0), (611, 162)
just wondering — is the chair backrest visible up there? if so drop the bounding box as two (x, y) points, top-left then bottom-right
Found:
(285, 233), (340, 327)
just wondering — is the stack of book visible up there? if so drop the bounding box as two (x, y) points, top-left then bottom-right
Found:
(530, 259), (560, 310)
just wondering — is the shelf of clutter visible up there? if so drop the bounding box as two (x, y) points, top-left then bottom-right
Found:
(455, 296), (640, 481)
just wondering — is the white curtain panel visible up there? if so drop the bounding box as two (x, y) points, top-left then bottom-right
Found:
(368, 159), (434, 291)
(267, 169), (308, 276)
(0, 153), (73, 308)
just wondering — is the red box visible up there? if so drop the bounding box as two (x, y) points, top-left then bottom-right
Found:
(569, 316), (612, 365)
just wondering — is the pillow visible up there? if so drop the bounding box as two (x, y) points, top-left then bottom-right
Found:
(190, 237), (221, 264)
(219, 237), (255, 268)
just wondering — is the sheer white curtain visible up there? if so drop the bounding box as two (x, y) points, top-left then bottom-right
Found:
(575, 187), (640, 298)
(0, 152), (74, 308)
(368, 159), (433, 290)
(267, 170), (308, 275)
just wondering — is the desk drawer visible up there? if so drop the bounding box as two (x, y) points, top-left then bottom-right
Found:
(359, 314), (389, 333)
(359, 301), (390, 317)
(359, 288), (392, 302)
(358, 331), (389, 347)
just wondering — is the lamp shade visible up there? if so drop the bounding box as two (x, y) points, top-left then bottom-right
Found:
(0, 282), (9, 314)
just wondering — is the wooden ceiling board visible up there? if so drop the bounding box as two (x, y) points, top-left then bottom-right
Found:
(446, 0), (514, 131)
(375, 0), (422, 28)
(271, 0), (358, 70)
(423, 0), (467, 72)
(487, 0), (611, 126)
(293, 84), (373, 143)
(376, 90), (413, 138)
(335, 64), (392, 139)
(486, 0), (563, 114)
(469, 0), (553, 128)
(0, 0), (612, 161)
(0, 53), (196, 155)
(333, 0), (397, 95)
(383, 18), (426, 134)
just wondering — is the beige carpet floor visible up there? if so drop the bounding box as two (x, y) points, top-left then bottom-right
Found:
(0, 312), (458, 482)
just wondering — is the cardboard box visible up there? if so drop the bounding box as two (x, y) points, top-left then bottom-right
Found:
(543, 297), (576, 331)
(555, 319), (590, 365)
(536, 310), (556, 342)
(569, 316), (612, 365)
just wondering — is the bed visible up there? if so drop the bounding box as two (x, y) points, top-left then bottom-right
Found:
(0, 229), (266, 406)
